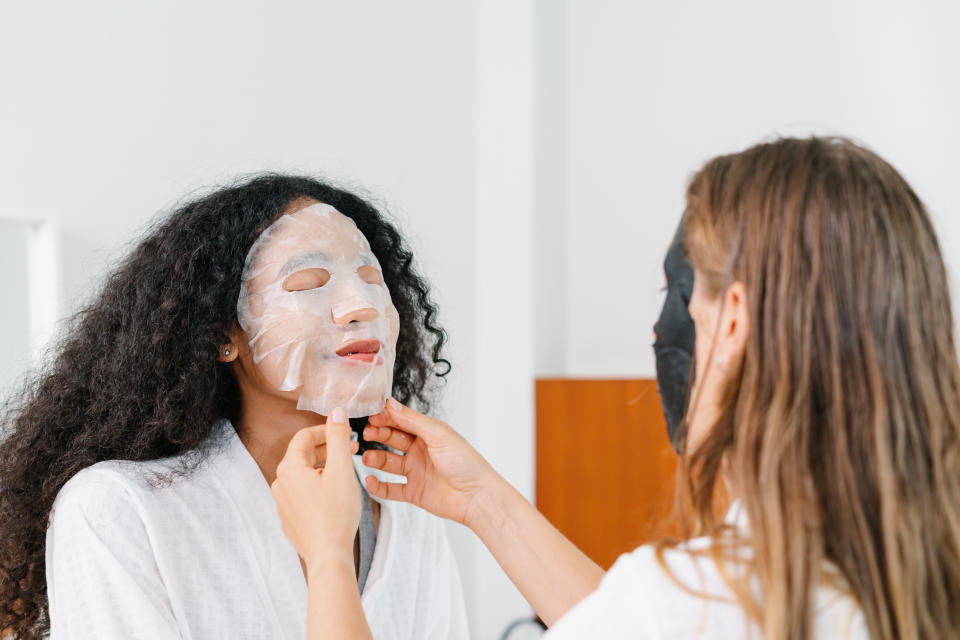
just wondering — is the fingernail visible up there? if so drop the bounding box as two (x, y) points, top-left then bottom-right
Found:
(387, 397), (402, 412)
(331, 407), (347, 423)
(363, 427), (372, 438)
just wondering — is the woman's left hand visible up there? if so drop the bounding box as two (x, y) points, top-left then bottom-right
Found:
(271, 407), (361, 572)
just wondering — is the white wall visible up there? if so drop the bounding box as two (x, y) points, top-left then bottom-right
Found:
(474, 2), (538, 637)
(0, 221), (33, 398)
(560, 0), (960, 378)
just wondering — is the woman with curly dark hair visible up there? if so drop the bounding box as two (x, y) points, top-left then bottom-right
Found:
(0, 175), (468, 639)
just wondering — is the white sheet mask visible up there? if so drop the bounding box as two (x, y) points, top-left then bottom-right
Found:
(237, 203), (400, 417)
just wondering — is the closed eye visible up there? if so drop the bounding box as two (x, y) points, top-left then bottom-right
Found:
(358, 264), (384, 285)
(282, 268), (331, 291)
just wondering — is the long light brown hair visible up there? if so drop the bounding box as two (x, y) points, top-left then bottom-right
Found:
(666, 137), (960, 639)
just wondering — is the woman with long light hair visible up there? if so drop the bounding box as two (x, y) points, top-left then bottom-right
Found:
(271, 137), (960, 639)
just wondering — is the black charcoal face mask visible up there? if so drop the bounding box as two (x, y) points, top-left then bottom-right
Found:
(653, 218), (696, 453)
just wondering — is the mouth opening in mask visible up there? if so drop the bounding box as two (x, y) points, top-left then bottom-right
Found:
(336, 339), (384, 364)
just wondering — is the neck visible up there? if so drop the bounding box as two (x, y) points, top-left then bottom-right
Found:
(235, 388), (326, 485)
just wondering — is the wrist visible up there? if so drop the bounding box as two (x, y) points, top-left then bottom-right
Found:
(304, 546), (355, 580)
(463, 475), (524, 540)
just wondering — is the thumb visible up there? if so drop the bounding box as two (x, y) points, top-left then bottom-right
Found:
(324, 407), (355, 473)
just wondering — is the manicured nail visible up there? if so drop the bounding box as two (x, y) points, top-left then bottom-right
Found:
(387, 397), (402, 412)
(331, 407), (347, 423)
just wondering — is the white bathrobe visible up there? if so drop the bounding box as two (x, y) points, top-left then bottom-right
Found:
(543, 502), (866, 639)
(45, 420), (468, 639)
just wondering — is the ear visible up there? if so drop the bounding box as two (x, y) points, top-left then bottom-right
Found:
(217, 342), (239, 363)
(715, 281), (749, 370)
(217, 325), (244, 363)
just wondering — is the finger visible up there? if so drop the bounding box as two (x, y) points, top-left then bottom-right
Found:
(323, 407), (355, 473)
(362, 425), (414, 453)
(361, 449), (406, 476)
(384, 397), (447, 441)
(367, 409), (391, 427)
(365, 475), (409, 503)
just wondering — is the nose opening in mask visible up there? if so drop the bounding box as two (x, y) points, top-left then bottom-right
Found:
(331, 284), (382, 324)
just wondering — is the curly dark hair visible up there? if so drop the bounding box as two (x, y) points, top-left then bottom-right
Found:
(0, 174), (449, 638)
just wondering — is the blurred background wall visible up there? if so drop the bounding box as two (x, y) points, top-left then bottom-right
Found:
(2, 1), (958, 637)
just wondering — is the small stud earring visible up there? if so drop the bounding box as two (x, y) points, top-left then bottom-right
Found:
(224, 349), (231, 356)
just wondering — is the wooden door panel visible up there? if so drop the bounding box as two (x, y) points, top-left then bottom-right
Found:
(535, 379), (681, 569)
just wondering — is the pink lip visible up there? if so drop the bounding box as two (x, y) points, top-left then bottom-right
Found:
(335, 339), (383, 364)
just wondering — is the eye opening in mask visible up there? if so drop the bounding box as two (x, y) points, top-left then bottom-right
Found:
(282, 268), (331, 292)
(358, 264), (384, 285)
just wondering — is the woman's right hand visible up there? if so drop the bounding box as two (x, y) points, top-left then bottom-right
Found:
(363, 397), (605, 627)
(361, 397), (504, 529)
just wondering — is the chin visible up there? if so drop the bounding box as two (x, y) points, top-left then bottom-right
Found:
(294, 394), (388, 419)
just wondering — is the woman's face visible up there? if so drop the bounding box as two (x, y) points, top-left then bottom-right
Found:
(654, 253), (747, 454)
(233, 199), (401, 418)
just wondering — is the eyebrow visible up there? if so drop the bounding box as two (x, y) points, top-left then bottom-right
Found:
(278, 252), (330, 277)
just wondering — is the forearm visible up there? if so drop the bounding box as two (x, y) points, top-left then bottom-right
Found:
(466, 479), (605, 627)
(305, 556), (373, 640)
